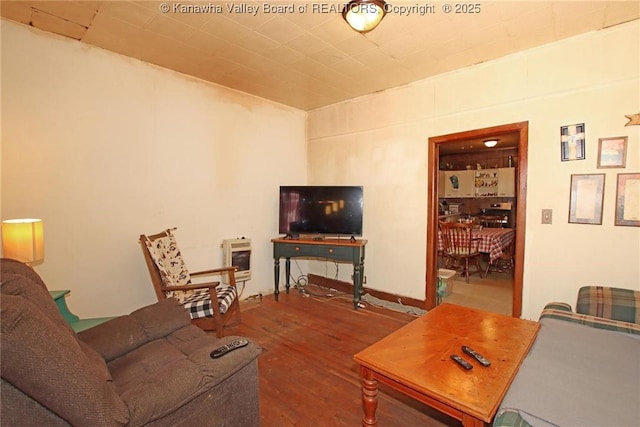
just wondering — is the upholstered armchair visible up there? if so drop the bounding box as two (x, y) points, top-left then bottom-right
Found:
(1, 257), (261, 426)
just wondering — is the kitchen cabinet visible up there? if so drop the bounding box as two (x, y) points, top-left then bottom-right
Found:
(497, 167), (515, 197)
(473, 167), (515, 197)
(441, 170), (475, 198)
(441, 168), (515, 198)
(474, 169), (499, 197)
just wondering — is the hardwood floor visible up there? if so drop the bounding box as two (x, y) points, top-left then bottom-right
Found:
(442, 269), (513, 316)
(226, 287), (460, 427)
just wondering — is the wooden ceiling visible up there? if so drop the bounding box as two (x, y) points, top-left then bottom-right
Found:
(439, 132), (520, 154)
(1, 1), (638, 111)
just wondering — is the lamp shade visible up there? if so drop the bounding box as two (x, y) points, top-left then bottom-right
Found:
(343, 0), (387, 33)
(2, 219), (44, 263)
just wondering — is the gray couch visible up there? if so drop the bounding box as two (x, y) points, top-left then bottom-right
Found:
(1, 258), (262, 426)
(495, 286), (640, 427)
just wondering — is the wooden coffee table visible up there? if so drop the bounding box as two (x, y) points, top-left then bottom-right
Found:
(353, 303), (539, 426)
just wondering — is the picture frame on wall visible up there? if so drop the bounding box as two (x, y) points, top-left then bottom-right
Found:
(597, 136), (628, 168)
(568, 173), (605, 225)
(615, 173), (640, 227)
(561, 123), (585, 161)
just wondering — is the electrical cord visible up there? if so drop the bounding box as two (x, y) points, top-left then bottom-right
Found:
(285, 270), (349, 299)
(237, 280), (246, 299)
(291, 274), (308, 289)
(278, 259), (351, 299)
(221, 279), (246, 299)
(298, 280), (351, 299)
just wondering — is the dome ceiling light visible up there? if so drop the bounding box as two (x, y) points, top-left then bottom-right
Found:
(342, 0), (387, 33)
(483, 139), (499, 148)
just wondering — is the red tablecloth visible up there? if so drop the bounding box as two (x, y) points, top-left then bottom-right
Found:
(438, 228), (515, 262)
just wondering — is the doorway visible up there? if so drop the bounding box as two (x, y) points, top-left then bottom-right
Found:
(425, 122), (528, 317)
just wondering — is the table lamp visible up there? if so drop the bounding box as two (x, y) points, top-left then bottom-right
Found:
(1, 218), (44, 265)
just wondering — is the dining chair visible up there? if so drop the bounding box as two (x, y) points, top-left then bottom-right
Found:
(139, 228), (241, 338)
(439, 221), (484, 283)
(486, 239), (515, 276)
(480, 215), (504, 228)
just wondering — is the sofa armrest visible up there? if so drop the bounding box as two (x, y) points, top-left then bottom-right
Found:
(79, 299), (191, 362)
(493, 408), (535, 427)
(542, 302), (572, 312)
(576, 286), (640, 324)
(539, 307), (640, 335)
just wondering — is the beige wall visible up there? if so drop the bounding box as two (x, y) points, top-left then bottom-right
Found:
(307, 20), (640, 319)
(1, 20), (307, 317)
(3, 19), (639, 321)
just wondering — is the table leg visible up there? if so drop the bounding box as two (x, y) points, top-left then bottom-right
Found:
(353, 262), (361, 309)
(461, 413), (486, 427)
(285, 258), (291, 293)
(51, 291), (80, 324)
(353, 261), (365, 309)
(360, 261), (365, 299)
(274, 259), (280, 301)
(485, 258), (493, 276)
(361, 367), (378, 427)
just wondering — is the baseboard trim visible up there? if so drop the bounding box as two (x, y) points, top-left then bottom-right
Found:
(308, 274), (425, 309)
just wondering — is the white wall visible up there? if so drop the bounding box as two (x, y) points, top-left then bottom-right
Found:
(1, 20), (307, 317)
(307, 21), (640, 319)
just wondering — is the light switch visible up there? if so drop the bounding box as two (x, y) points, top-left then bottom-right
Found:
(542, 209), (552, 224)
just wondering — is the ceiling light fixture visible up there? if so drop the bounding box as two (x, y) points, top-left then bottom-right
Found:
(342, 0), (387, 33)
(483, 139), (498, 148)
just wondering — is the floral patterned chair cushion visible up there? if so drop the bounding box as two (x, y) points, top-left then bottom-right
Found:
(143, 231), (193, 303)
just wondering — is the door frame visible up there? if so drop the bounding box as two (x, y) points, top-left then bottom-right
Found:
(425, 121), (528, 317)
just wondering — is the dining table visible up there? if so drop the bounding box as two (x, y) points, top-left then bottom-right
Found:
(438, 227), (515, 262)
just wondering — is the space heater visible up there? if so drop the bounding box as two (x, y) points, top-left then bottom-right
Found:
(222, 238), (252, 281)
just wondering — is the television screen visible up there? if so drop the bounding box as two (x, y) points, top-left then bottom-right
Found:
(279, 186), (363, 236)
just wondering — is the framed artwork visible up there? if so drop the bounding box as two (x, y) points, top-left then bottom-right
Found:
(615, 173), (640, 227)
(561, 123), (585, 161)
(568, 174), (605, 225)
(597, 136), (627, 168)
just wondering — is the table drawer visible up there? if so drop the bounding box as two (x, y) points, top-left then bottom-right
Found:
(275, 243), (315, 258)
(312, 245), (352, 260)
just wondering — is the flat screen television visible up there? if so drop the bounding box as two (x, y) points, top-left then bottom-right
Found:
(279, 186), (363, 237)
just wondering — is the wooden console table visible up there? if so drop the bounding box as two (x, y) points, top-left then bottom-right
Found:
(272, 237), (367, 309)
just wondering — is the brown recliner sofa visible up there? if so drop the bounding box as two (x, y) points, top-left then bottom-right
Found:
(0, 258), (261, 426)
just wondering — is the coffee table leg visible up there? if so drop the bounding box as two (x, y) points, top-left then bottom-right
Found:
(461, 413), (485, 427)
(361, 367), (378, 427)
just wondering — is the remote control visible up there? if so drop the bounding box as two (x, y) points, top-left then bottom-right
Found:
(210, 338), (249, 359)
(462, 345), (491, 367)
(450, 354), (473, 370)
